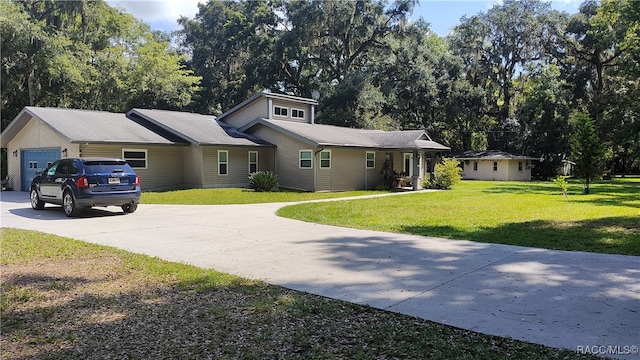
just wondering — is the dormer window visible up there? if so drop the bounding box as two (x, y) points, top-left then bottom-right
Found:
(274, 106), (288, 117)
(291, 108), (305, 119)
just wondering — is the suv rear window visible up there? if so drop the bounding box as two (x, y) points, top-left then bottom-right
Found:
(84, 161), (134, 174)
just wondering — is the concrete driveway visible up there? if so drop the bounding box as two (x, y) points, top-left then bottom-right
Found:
(1, 191), (638, 358)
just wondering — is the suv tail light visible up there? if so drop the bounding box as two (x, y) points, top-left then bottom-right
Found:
(77, 176), (89, 188)
(135, 175), (140, 186)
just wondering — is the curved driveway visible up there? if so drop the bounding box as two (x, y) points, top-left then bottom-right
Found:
(1, 191), (638, 357)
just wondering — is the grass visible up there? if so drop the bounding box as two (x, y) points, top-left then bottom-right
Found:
(141, 187), (389, 205)
(277, 178), (640, 256)
(1, 228), (597, 359)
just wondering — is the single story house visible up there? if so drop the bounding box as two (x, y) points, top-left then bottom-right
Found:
(1, 92), (450, 192)
(1, 107), (187, 192)
(449, 150), (537, 181)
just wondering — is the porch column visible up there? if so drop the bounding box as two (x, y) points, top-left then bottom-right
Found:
(412, 150), (419, 191)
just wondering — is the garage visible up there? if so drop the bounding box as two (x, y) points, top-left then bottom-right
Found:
(20, 148), (60, 191)
(1, 107), (185, 191)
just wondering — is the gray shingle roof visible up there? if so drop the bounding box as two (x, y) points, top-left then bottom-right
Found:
(245, 119), (449, 150)
(129, 109), (272, 146)
(364, 130), (450, 150)
(1, 107), (177, 147)
(449, 150), (538, 160)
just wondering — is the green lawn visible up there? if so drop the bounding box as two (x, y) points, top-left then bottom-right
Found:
(277, 179), (640, 256)
(1, 228), (597, 359)
(142, 187), (388, 204)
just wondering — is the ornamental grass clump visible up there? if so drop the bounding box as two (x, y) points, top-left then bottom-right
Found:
(249, 171), (279, 192)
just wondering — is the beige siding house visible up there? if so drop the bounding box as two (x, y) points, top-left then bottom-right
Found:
(0, 107), (182, 191)
(238, 117), (449, 191)
(127, 109), (274, 189)
(450, 150), (537, 181)
(2, 92), (450, 192)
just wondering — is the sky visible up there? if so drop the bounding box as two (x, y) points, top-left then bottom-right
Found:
(105, 0), (582, 38)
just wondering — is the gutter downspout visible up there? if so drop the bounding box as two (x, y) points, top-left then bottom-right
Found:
(313, 146), (324, 192)
(412, 150), (419, 191)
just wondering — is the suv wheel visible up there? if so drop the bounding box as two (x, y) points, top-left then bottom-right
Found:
(30, 188), (45, 210)
(122, 203), (138, 214)
(63, 191), (81, 217)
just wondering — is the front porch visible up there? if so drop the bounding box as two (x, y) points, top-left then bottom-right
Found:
(385, 150), (443, 191)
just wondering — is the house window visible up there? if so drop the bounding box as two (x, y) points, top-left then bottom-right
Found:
(123, 149), (147, 169)
(366, 152), (375, 169)
(218, 150), (228, 176)
(274, 106), (288, 117)
(473, 161), (478, 171)
(249, 151), (258, 173)
(291, 108), (305, 119)
(299, 150), (313, 169)
(320, 150), (331, 169)
(493, 161), (498, 172)
(518, 161), (523, 172)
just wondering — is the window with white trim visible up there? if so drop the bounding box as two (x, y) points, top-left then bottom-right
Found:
(274, 106), (288, 117)
(291, 108), (305, 119)
(518, 161), (523, 172)
(493, 161), (498, 172)
(473, 161), (478, 171)
(299, 150), (313, 169)
(366, 151), (375, 169)
(218, 150), (228, 176)
(320, 150), (331, 169)
(123, 149), (147, 169)
(249, 151), (258, 173)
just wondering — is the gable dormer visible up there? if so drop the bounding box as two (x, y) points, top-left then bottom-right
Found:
(217, 92), (318, 129)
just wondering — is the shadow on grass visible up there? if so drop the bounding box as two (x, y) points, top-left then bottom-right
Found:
(481, 182), (557, 195)
(401, 216), (640, 256)
(481, 179), (640, 209)
(569, 182), (640, 209)
(2, 255), (598, 360)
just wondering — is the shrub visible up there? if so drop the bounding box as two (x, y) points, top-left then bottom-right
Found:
(553, 175), (569, 199)
(379, 159), (400, 189)
(424, 158), (461, 190)
(248, 171), (279, 192)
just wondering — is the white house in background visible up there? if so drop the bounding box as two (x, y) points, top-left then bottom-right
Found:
(449, 150), (537, 181)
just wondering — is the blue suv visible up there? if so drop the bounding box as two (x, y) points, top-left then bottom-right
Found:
(30, 158), (141, 217)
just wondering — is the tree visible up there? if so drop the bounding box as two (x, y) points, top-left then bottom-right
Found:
(570, 113), (604, 194)
(177, 0), (416, 126)
(1, 0), (201, 128)
(176, 0), (277, 114)
(515, 65), (571, 178)
(448, 0), (558, 151)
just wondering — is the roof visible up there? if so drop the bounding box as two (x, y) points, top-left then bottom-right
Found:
(1, 107), (178, 147)
(449, 150), (538, 160)
(217, 91), (319, 122)
(128, 109), (273, 147)
(242, 119), (450, 150)
(364, 130), (450, 150)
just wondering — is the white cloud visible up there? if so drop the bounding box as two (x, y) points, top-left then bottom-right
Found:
(106, 0), (202, 31)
